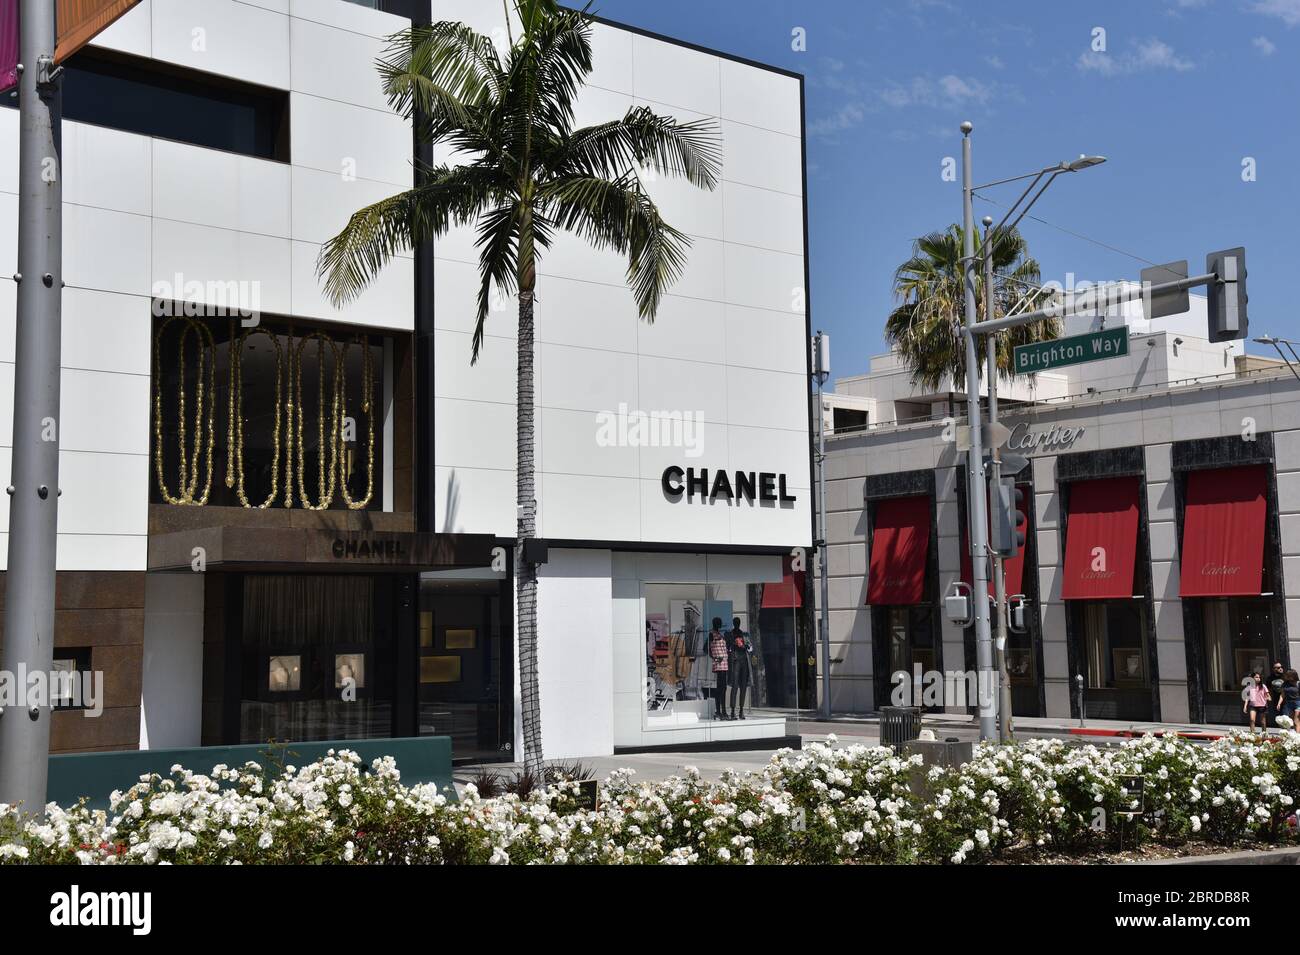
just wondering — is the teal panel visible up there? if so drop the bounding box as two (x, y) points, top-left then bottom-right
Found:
(47, 736), (456, 811)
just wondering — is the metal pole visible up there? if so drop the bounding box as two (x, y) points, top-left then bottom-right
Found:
(960, 123), (996, 741)
(815, 334), (832, 720)
(0, 0), (63, 815)
(982, 218), (1012, 743)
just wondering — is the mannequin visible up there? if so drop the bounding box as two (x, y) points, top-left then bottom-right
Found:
(726, 617), (753, 719)
(708, 617), (729, 719)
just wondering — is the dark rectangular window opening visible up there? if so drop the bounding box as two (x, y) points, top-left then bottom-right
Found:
(52, 647), (94, 711)
(5, 47), (290, 161)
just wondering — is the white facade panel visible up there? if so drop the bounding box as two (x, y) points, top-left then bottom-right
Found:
(63, 122), (154, 218)
(431, 10), (811, 548)
(152, 0), (291, 89)
(140, 573), (205, 749)
(290, 92), (414, 187)
(152, 140), (291, 239)
(537, 548), (616, 759)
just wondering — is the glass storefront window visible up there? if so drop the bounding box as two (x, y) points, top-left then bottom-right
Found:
(641, 557), (802, 735)
(1202, 598), (1273, 694)
(1078, 600), (1147, 689)
(239, 575), (394, 742)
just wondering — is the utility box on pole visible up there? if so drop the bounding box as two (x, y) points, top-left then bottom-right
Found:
(1206, 247), (1248, 343)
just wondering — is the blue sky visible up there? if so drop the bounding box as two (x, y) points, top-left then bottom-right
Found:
(593, 0), (1300, 377)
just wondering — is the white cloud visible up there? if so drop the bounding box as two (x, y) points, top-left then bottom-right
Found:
(1253, 0), (1300, 27)
(1253, 34), (1278, 54)
(1077, 37), (1194, 75)
(985, 55), (1005, 70)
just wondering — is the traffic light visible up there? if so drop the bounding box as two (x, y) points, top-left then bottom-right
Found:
(1206, 247), (1248, 342)
(990, 479), (1027, 558)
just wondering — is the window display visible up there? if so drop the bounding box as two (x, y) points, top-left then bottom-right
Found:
(641, 559), (803, 732)
(1202, 598), (1273, 693)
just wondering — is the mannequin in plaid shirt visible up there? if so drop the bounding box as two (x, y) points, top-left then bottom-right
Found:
(709, 617), (729, 720)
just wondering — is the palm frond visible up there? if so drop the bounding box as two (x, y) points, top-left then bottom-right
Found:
(544, 173), (690, 319)
(558, 106), (722, 189)
(318, 164), (504, 306)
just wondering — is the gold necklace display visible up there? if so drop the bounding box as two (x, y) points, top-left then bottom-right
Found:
(152, 316), (216, 506)
(152, 319), (378, 511)
(292, 331), (341, 511)
(229, 325), (284, 509)
(339, 335), (375, 510)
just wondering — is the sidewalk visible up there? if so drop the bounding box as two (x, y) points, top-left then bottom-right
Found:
(449, 712), (1259, 794)
(803, 710), (1255, 740)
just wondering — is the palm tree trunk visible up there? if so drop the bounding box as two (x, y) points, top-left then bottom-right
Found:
(516, 287), (543, 778)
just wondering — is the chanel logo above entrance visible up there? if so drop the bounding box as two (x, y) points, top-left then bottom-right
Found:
(332, 538), (407, 560)
(661, 466), (797, 504)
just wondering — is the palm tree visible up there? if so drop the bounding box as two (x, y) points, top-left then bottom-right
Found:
(885, 224), (1060, 397)
(317, 0), (720, 776)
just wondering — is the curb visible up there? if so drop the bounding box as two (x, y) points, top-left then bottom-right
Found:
(1128, 845), (1300, 865)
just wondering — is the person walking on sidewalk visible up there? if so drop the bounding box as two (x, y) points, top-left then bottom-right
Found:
(1279, 669), (1300, 728)
(1268, 661), (1286, 727)
(1244, 671), (1270, 734)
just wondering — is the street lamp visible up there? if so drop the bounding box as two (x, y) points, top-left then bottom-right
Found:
(1254, 335), (1300, 383)
(959, 124), (1105, 742)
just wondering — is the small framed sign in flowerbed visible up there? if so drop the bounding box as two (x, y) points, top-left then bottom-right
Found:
(2, 731), (1298, 865)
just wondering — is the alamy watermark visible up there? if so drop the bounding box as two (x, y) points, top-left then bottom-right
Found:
(0, 665), (104, 716)
(891, 665), (998, 717)
(595, 403), (705, 458)
(151, 273), (261, 326)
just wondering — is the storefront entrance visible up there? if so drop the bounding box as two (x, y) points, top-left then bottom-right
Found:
(417, 575), (512, 763)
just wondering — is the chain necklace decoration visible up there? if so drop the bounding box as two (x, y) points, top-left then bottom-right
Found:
(230, 326), (284, 509)
(293, 331), (343, 510)
(152, 315), (216, 505)
(155, 318), (378, 511)
(283, 321), (294, 508)
(339, 335), (376, 510)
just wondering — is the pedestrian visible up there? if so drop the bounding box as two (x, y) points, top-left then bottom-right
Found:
(1244, 671), (1270, 734)
(1269, 662), (1287, 727)
(1279, 669), (1300, 729)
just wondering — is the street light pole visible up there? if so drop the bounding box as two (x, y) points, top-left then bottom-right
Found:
(813, 331), (832, 720)
(960, 122), (997, 741)
(983, 216), (1013, 742)
(0, 0), (64, 814)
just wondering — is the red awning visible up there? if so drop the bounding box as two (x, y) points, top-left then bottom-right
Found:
(761, 556), (805, 609)
(1061, 476), (1141, 600)
(961, 483), (1032, 597)
(1179, 464), (1268, 597)
(867, 495), (930, 605)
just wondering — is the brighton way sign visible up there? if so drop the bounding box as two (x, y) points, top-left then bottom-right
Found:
(1012, 326), (1129, 374)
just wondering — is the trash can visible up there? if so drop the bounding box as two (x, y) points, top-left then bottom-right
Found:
(879, 706), (922, 751)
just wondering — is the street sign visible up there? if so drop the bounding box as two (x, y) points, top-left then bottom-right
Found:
(1012, 326), (1129, 375)
(986, 421), (1011, 448)
(954, 421), (1010, 453)
(999, 451), (1029, 476)
(1140, 260), (1189, 320)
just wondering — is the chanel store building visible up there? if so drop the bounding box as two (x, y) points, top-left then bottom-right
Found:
(0, 0), (814, 760)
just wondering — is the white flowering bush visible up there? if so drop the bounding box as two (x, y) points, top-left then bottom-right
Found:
(2, 733), (1299, 864)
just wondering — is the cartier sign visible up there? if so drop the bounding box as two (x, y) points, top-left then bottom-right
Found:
(1007, 422), (1084, 454)
(662, 466), (797, 504)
